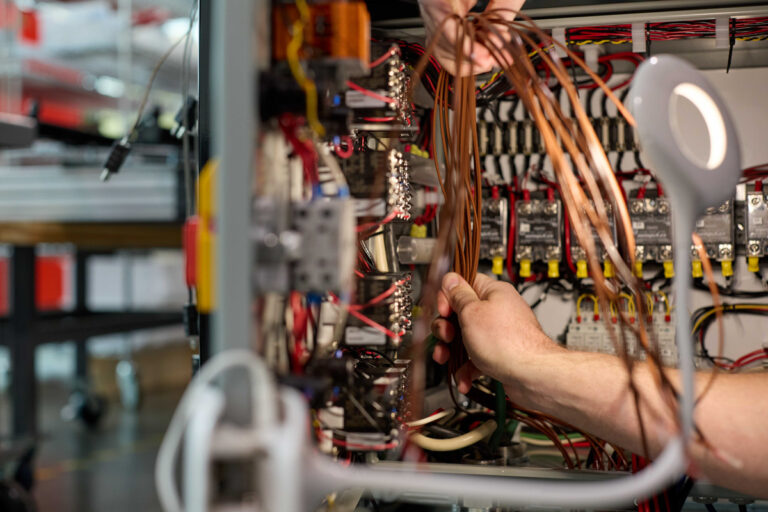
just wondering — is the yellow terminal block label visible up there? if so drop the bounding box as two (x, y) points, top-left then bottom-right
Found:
(519, 259), (532, 278)
(410, 223), (427, 238)
(603, 260), (614, 279)
(634, 261), (643, 279)
(576, 260), (588, 279)
(691, 260), (703, 278)
(721, 259), (734, 278)
(492, 256), (504, 275)
(548, 260), (559, 279)
(663, 261), (675, 279)
(748, 256), (760, 273)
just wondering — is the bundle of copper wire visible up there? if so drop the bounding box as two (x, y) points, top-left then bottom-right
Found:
(408, 8), (725, 456)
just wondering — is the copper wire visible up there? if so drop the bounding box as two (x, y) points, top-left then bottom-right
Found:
(408, 9), (722, 459)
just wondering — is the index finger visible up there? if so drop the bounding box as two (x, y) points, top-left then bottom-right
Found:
(437, 289), (452, 317)
(472, 273), (515, 301)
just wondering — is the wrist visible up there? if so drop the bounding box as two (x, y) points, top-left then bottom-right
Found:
(500, 336), (570, 412)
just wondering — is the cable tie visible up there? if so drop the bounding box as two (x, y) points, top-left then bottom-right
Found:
(726, 18), (736, 73)
(631, 23), (646, 54)
(552, 28), (567, 58)
(715, 16), (730, 49)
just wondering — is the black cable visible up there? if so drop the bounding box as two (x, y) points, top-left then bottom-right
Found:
(671, 476), (695, 512)
(692, 303), (768, 366)
(705, 504), (718, 512)
(692, 278), (768, 298)
(357, 348), (396, 366)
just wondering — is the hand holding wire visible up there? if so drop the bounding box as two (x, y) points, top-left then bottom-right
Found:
(431, 272), (562, 398)
(418, 0), (525, 75)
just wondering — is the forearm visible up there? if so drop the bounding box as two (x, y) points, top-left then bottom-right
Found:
(504, 347), (768, 497)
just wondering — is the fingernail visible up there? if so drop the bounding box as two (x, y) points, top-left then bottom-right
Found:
(444, 274), (459, 291)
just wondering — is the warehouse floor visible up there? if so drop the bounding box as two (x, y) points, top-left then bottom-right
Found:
(2, 382), (180, 512)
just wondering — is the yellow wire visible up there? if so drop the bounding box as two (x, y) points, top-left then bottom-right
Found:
(286, 0), (325, 136)
(568, 36), (767, 45)
(691, 304), (768, 334)
(645, 291), (655, 318)
(480, 34), (766, 91)
(576, 293), (599, 318)
(609, 300), (618, 321)
(619, 292), (636, 318)
(479, 47), (551, 90)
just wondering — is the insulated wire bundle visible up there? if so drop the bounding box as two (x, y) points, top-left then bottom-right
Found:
(410, 9), (727, 457)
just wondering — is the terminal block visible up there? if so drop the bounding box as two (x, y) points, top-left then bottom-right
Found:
(692, 199), (735, 277)
(346, 45), (412, 126)
(345, 273), (413, 347)
(629, 195), (673, 277)
(342, 146), (411, 220)
(566, 312), (679, 367)
(515, 197), (562, 278)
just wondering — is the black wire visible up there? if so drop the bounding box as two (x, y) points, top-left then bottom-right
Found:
(705, 504), (718, 512)
(357, 348), (396, 365)
(692, 303), (768, 365)
(670, 476), (695, 512)
(692, 278), (768, 298)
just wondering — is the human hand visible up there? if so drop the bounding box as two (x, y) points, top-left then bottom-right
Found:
(431, 272), (563, 399)
(418, 0), (525, 76)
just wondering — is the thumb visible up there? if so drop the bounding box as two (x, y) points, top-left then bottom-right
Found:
(442, 272), (479, 317)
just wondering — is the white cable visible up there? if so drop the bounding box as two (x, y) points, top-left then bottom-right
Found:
(409, 420), (496, 452)
(183, 387), (225, 512)
(316, 141), (349, 195)
(406, 408), (455, 428)
(520, 435), (586, 447)
(155, 350), (276, 512)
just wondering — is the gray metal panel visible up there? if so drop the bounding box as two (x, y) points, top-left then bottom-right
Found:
(211, 0), (259, 423)
(372, 3), (768, 31)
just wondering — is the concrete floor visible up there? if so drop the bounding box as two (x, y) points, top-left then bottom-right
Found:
(2, 382), (181, 512)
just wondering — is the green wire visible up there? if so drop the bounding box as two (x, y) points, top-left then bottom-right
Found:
(490, 380), (506, 450)
(521, 432), (583, 441)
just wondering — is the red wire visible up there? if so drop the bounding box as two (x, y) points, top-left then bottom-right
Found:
(362, 116), (396, 123)
(506, 187), (517, 282)
(346, 307), (403, 339)
(351, 279), (406, 310)
(346, 80), (396, 104)
(329, 293), (403, 340)
(333, 135), (355, 159)
(564, 211), (577, 275)
(369, 46), (398, 68)
(356, 210), (399, 232)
